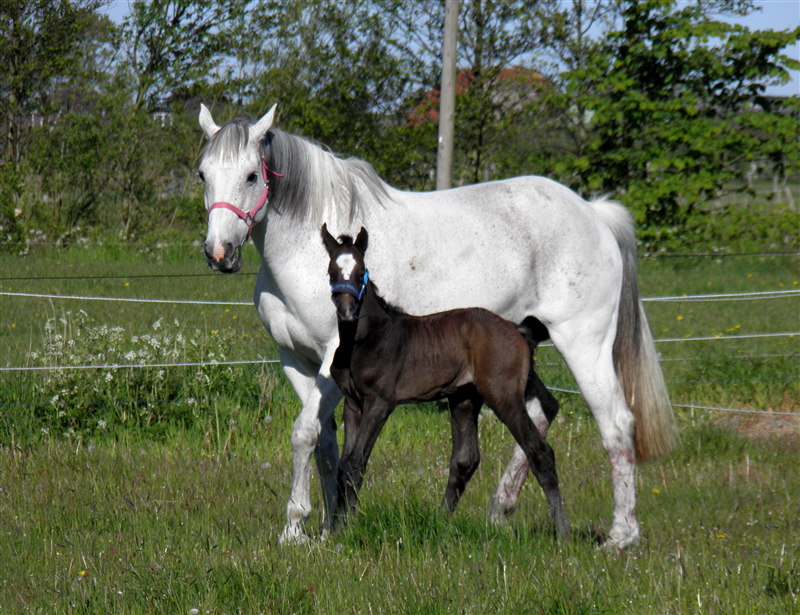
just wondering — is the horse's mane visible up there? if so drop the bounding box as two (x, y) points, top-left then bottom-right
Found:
(201, 119), (390, 224)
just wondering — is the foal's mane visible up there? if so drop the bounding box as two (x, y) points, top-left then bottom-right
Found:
(201, 119), (390, 224)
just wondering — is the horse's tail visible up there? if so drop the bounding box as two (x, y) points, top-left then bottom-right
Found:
(517, 318), (559, 425)
(591, 199), (676, 461)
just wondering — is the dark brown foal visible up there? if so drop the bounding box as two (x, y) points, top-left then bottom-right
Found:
(322, 224), (569, 539)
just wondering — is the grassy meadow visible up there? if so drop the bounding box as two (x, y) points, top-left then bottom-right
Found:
(0, 241), (798, 614)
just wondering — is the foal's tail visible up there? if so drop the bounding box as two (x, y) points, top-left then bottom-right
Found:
(592, 199), (676, 461)
(517, 319), (559, 425)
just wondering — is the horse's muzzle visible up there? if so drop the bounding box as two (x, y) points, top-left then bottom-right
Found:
(204, 240), (242, 273)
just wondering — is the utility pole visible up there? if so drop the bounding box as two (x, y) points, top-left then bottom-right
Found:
(436, 0), (458, 191)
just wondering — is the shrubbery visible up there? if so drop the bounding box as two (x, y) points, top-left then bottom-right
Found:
(27, 311), (263, 438)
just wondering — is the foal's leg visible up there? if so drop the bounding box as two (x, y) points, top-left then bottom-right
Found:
(442, 391), (482, 512)
(491, 399), (570, 539)
(332, 396), (362, 528)
(334, 397), (394, 526)
(489, 374), (559, 523)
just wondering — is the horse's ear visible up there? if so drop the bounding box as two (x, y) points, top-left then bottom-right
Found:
(321, 223), (340, 256)
(199, 103), (220, 139)
(249, 103), (277, 146)
(355, 227), (368, 254)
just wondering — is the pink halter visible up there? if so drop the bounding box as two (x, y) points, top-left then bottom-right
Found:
(206, 157), (280, 239)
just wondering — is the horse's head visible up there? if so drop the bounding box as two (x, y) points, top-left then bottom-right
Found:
(321, 223), (369, 322)
(197, 104), (277, 273)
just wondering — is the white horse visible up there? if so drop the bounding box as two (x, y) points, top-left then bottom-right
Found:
(197, 104), (675, 548)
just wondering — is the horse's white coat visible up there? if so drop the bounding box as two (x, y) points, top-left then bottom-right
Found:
(197, 104), (674, 549)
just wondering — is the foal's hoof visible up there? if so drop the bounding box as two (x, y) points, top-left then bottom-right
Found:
(556, 521), (572, 541)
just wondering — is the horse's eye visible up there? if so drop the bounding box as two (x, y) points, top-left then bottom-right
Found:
(247, 173), (258, 185)
(198, 171), (205, 183)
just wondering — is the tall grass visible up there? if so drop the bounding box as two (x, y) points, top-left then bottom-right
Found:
(0, 244), (797, 613)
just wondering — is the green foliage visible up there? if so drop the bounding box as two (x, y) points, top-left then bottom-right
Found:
(120, 0), (250, 111)
(2, 0), (799, 249)
(27, 310), (261, 438)
(552, 0), (800, 234)
(0, 0), (110, 165)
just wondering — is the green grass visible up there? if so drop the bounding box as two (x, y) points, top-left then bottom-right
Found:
(0, 244), (798, 613)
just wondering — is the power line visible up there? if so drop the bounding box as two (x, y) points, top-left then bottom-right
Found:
(3, 288), (797, 306)
(548, 386), (798, 417)
(0, 358), (280, 372)
(0, 290), (251, 306)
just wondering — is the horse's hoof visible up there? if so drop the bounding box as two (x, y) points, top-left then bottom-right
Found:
(487, 506), (514, 526)
(278, 526), (310, 545)
(602, 531), (640, 551)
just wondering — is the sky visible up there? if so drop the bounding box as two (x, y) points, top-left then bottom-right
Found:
(99, 0), (799, 96)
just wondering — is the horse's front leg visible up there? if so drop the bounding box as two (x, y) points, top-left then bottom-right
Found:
(278, 347), (342, 544)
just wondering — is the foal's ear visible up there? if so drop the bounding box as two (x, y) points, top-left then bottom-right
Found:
(355, 227), (368, 254)
(199, 103), (220, 139)
(321, 223), (340, 256)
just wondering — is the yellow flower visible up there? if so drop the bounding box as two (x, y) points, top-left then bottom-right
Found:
(716, 533), (728, 539)
(652, 488), (661, 495)
(677, 315), (684, 321)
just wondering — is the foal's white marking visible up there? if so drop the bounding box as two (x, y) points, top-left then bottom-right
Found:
(336, 254), (357, 280)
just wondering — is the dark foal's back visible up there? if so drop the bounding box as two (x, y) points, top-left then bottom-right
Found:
(353, 306), (532, 407)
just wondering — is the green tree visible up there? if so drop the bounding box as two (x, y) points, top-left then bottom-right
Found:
(555, 0), (800, 243)
(0, 0), (108, 165)
(119, 0), (249, 111)
(0, 1), (112, 245)
(236, 0), (429, 188)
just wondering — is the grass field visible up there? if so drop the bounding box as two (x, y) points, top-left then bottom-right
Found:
(0, 243), (798, 613)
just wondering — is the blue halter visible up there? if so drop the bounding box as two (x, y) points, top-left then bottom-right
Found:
(331, 269), (369, 302)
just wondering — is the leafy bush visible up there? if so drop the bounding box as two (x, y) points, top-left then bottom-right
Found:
(640, 201), (799, 253)
(28, 311), (261, 437)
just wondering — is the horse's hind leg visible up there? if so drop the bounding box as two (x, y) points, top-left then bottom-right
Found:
(552, 325), (639, 549)
(442, 390), (482, 512)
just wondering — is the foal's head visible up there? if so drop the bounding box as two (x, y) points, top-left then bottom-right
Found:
(321, 223), (369, 322)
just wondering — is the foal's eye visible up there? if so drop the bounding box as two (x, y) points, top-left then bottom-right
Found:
(246, 173), (258, 185)
(198, 171), (205, 184)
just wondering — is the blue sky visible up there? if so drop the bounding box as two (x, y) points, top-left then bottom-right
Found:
(720, 0), (799, 96)
(100, 0), (799, 96)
